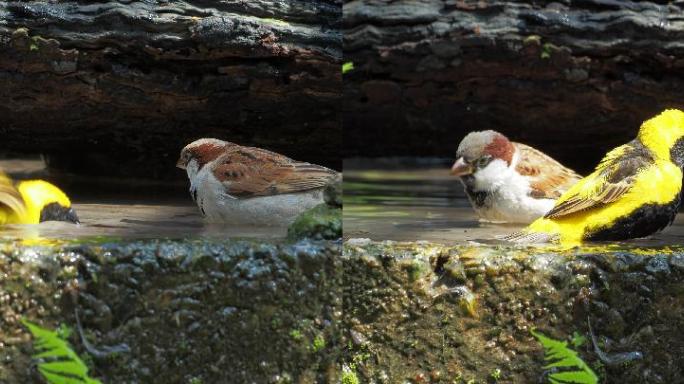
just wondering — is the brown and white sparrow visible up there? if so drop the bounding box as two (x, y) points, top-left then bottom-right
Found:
(177, 138), (339, 226)
(451, 130), (581, 223)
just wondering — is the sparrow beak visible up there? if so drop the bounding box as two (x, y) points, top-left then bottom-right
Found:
(176, 158), (187, 170)
(450, 157), (473, 177)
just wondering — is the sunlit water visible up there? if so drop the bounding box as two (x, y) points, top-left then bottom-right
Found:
(343, 159), (684, 245)
(0, 159), (287, 240)
(0, 203), (287, 241)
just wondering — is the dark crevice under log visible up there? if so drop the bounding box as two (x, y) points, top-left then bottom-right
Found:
(343, 0), (684, 174)
(0, 0), (341, 180)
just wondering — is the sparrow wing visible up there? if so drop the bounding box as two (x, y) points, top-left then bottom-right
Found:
(514, 143), (582, 200)
(212, 146), (339, 198)
(543, 141), (649, 219)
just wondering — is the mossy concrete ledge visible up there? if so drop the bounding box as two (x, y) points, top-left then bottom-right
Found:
(0, 239), (342, 383)
(288, 179), (343, 241)
(342, 239), (684, 384)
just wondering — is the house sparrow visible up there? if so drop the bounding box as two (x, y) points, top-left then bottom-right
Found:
(177, 138), (339, 226)
(451, 130), (581, 223)
(506, 109), (684, 244)
(0, 172), (79, 224)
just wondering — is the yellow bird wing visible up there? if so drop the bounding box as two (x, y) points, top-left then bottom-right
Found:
(544, 141), (650, 219)
(0, 171), (27, 223)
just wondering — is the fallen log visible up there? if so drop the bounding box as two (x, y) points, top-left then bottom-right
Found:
(343, 0), (684, 173)
(0, 1), (342, 179)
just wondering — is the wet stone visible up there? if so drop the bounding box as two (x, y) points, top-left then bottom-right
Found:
(341, 240), (684, 383)
(1, 238), (341, 383)
(612, 252), (647, 272)
(669, 253), (684, 270)
(645, 255), (671, 276)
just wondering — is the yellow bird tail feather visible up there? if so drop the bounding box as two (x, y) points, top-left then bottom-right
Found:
(499, 231), (558, 244)
(0, 172), (28, 222)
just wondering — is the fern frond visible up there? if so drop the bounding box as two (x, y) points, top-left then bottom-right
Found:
(531, 329), (598, 384)
(21, 319), (102, 384)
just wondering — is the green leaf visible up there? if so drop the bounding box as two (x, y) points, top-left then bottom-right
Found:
(342, 62), (354, 74)
(571, 331), (587, 348)
(532, 329), (598, 384)
(21, 319), (102, 384)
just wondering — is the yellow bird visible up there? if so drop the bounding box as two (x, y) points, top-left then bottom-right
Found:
(505, 109), (684, 245)
(0, 172), (79, 225)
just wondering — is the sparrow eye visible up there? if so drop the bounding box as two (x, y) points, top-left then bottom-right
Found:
(476, 156), (492, 168)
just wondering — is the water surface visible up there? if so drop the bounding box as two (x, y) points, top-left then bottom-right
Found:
(0, 203), (287, 240)
(343, 159), (684, 245)
(0, 159), (287, 240)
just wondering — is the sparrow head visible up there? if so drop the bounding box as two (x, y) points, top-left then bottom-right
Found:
(177, 138), (233, 171)
(637, 109), (684, 167)
(16, 180), (79, 224)
(451, 130), (515, 177)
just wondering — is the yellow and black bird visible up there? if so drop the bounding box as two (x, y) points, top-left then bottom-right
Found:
(0, 172), (79, 225)
(505, 109), (684, 245)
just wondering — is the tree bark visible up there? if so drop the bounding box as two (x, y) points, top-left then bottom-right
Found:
(343, 0), (684, 173)
(0, 0), (342, 179)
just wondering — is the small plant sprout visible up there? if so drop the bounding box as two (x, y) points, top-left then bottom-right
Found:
(341, 364), (360, 384)
(531, 329), (598, 384)
(342, 62), (355, 74)
(571, 331), (587, 348)
(311, 334), (325, 352)
(21, 319), (102, 384)
(490, 368), (502, 381)
(289, 329), (303, 341)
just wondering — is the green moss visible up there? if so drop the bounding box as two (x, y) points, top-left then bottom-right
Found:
(287, 204), (341, 241)
(289, 329), (303, 341)
(405, 260), (427, 282)
(341, 365), (360, 384)
(311, 334), (325, 352)
(541, 43), (557, 60)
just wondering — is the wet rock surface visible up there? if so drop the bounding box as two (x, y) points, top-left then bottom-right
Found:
(341, 240), (684, 384)
(5, 235), (684, 383)
(288, 204), (343, 241)
(343, 0), (684, 173)
(288, 179), (344, 241)
(0, 239), (342, 383)
(0, 1), (342, 178)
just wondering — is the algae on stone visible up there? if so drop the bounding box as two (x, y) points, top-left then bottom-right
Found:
(288, 204), (342, 241)
(341, 239), (684, 383)
(1, 239), (342, 383)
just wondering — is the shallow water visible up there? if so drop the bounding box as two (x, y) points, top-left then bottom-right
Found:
(0, 159), (287, 240)
(0, 203), (287, 240)
(343, 159), (684, 245)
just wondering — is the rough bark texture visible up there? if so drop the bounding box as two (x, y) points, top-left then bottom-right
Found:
(343, 0), (684, 173)
(0, 0), (341, 179)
